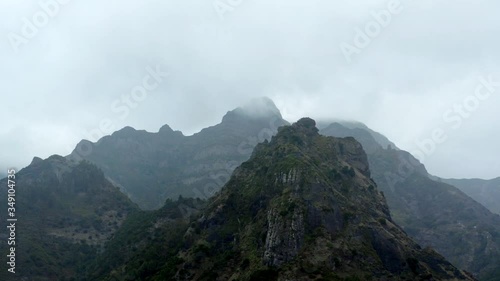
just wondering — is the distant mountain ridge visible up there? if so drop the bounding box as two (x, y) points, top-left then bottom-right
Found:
(316, 120), (398, 150)
(440, 177), (500, 215)
(68, 97), (289, 209)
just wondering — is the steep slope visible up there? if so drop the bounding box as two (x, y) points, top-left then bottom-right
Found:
(441, 177), (500, 215)
(93, 118), (474, 281)
(87, 197), (206, 281)
(320, 122), (500, 281)
(0, 156), (137, 281)
(69, 97), (288, 210)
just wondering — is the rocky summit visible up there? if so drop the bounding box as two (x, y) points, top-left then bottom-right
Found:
(90, 118), (475, 280)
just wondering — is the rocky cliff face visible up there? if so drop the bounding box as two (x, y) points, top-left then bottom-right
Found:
(94, 118), (473, 281)
(320, 121), (500, 281)
(263, 206), (305, 267)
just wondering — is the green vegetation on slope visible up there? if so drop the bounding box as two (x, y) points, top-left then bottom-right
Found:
(0, 157), (137, 281)
(90, 118), (474, 281)
(321, 122), (500, 281)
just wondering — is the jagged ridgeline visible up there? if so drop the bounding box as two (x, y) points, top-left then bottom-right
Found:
(70, 97), (289, 210)
(89, 118), (474, 281)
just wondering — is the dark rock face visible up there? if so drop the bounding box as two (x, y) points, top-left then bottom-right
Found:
(263, 207), (305, 267)
(320, 121), (500, 280)
(111, 119), (471, 281)
(294, 117), (318, 135)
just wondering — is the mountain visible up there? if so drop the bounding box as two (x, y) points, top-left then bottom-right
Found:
(89, 118), (474, 281)
(0, 156), (138, 281)
(320, 122), (500, 281)
(87, 197), (206, 280)
(69, 97), (289, 210)
(7, 98), (497, 279)
(441, 178), (500, 215)
(316, 120), (398, 150)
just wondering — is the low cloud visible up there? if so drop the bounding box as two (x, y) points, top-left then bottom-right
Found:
(1, 0), (499, 179)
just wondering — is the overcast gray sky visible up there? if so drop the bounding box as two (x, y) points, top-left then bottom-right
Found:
(1, 0), (499, 179)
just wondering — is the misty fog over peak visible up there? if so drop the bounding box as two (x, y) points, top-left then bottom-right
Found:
(1, 0), (499, 179)
(232, 97), (282, 118)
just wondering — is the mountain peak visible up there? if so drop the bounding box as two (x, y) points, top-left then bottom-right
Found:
(268, 118), (320, 148)
(158, 124), (184, 137)
(294, 117), (316, 127)
(222, 97), (282, 123)
(292, 117), (318, 135)
(112, 126), (137, 137)
(241, 96), (281, 116)
(158, 124), (174, 133)
(30, 156), (43, 165)
(167, 118), (474, 280)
